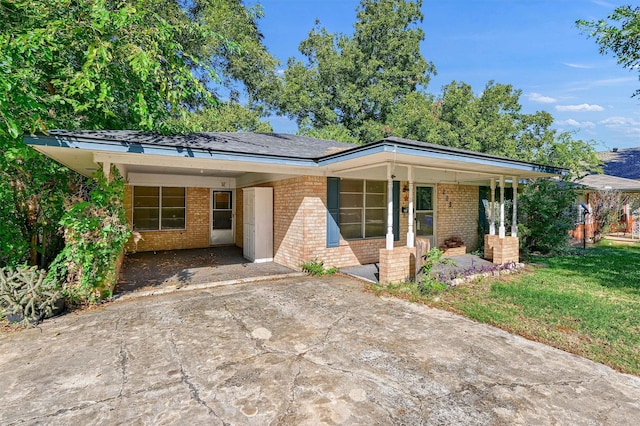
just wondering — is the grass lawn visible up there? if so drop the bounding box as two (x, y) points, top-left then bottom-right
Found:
(371, 241), (640, 376)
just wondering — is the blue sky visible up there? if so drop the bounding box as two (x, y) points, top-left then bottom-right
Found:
(249, 0), (639, 150)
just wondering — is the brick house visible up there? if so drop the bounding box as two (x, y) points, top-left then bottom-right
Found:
(26, 131), (562, 283)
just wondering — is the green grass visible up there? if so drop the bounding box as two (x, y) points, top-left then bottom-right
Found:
(371, 241), (640, 375)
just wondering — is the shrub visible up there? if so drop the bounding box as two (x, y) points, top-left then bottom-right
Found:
(47, 168), (130, 304)
(518, 178), (576, 255)
(416, 248), (454, 294)
(301, 259), (337, 276)
(0, 265), (62, 326)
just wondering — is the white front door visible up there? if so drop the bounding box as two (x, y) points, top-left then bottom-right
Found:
(211, 190), (234, 245)
(415, 186), (436, 248)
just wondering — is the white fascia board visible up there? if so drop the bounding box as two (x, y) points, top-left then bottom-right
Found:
(127, 173), (236, 188)
(92, 152), (325, 176)
(319, 142), (563, 178)
(26, 134), (318, 168)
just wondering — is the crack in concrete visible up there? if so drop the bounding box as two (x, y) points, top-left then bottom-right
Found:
(20, 375), (218, 424)
(272, 359), (302, 426)
(168, 331), (226, 424)
(320, 311), (348, 346)
(116, 318), (129, 401)
(298, 353), (426, 419)
(485, 377), (595, 391)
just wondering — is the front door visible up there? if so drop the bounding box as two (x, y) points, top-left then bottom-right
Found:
(415, 186), (435, 248)
(211, 190), (234, 245)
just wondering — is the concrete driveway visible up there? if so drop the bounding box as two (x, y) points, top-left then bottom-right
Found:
(1, 275), (639, 425)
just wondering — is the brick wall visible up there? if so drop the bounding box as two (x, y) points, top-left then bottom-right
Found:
(436, 184), (479, 251)
(379, 247), (417, 283)
(238, 176), (409, 270)
(124, 185), (210, 252)
(484, 235), (519, 264)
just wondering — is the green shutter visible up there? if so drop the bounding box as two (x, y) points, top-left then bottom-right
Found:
(393, 181), (400, 241)
(327, 177), (340, 247)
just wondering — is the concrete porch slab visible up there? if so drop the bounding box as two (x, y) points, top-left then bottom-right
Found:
(117, 246), (296, 295)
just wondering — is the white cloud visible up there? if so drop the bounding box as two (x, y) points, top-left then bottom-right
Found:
(527, 92), (556, 103)
(599, 116), (640, 126)
(555, 103), (604, 112)
(599, 116), (640, 135)
(556, 119), (596, 128)
(563, 62), (593, 69)
(557, 119), (580, 127)
(563, 76), (636, 92)
(591, 0), (615, 7)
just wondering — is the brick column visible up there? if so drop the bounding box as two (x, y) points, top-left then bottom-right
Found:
(379, 247), (417, 284)
(484, 234), (519, 264)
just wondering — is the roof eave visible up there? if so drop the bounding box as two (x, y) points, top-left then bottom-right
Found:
(318, 140), (565, 177)
(24, 133), (320, 168)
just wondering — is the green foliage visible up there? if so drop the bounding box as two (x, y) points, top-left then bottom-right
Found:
(47, 169), (130, 303)
(0, 0), (222, 136)
(168, 102), (273, 133)
(276, 1), (599, 173)
(0, 139), (73, 267)
(518, 179), (577, 255)
(0, 0), (277, 269)
(297, 119), (361, 145)
(577, 5), (640, 97)
(417, 248), (454, 294)
(373, 243), (640, 374)
(0, 265), (62, 326)
(277, 0), (435, 142)
(389, 83), (600, 177)
(301, 259), (338, 276)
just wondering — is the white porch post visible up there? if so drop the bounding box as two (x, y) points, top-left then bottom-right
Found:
(489, 178), (496, 235)
(511, 176), (518, 237)
(407, 166), (415, 248)
(386, 164), (394, 250)
(499, 176), (506, 238)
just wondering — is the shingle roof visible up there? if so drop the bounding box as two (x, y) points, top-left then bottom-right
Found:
(577, 173), (640, 191)
(597, 148), (640, 180)
(33, 130), (564, 176)
(45, 130), (356, 159)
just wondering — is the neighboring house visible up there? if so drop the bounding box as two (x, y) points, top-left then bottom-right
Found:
(26, 131), (562, 283)
(597, 148), (640, 181)
(572, 173), (640, 241)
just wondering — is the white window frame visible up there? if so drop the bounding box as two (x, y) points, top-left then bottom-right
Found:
(340, 179), (387, 240)
(132, 186), (186, 231)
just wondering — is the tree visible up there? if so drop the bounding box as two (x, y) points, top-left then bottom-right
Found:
(388, 82), (600, 178)
(277, 0), (435, 142)
(589, 190), (640, 241)
(172, 102), (273, 133)
(0, 0), (277, 268)
(577, 5), (640, 97)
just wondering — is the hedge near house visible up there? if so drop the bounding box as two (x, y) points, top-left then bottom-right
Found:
(518, 179), (576, 255)
(47, 169), (130, 303)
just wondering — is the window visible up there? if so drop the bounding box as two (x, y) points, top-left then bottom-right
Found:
(133, 186), (185, 231)
(339, 179), (387, 239)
